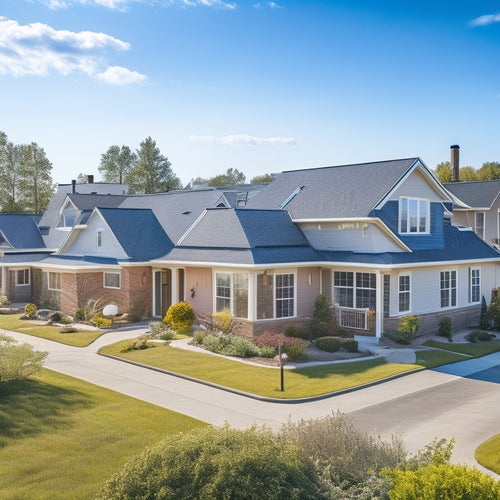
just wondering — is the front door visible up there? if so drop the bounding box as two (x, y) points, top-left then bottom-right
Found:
(154, 269), (172, 317)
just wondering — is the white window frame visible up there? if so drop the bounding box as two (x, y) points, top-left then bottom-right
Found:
(214, 271), (249, 319)
(96, 229), (103, 250)
(469, 267), (481, 304)
(333, 271), (376, 310)
(274, 272), (296, 319)
(15, 269), (30, 286)
(440, 270), (457, 309)
(47, 272), (61, 291)
(398, 273), (411, 313)
(103, 272), (121, 290)
(399, 196), (430, 234)
(475, 212), (485, 240)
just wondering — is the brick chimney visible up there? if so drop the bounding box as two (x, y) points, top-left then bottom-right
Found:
(87, 174), (94, 184)
(451, 145), (460, 182)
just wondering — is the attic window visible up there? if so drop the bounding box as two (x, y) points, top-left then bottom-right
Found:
(399, 197), (429, 234)
(97, 229), (103, 249)
(57, 214), (76, 229)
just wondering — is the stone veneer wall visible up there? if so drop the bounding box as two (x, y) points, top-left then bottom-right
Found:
(383, 305), (481, 337)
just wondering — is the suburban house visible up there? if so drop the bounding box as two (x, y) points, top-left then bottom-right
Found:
(444, 179), (500, 250)
(2, 156), (500, 340)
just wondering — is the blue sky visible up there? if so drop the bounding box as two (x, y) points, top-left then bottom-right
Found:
(1, 1), (500, 185)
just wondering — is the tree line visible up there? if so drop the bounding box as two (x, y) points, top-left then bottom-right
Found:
(0, 131), (54, 214)
(435, 160), (500, 182)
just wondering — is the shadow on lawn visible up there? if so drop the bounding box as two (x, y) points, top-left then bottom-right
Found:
(0, 378), (93, 446)
(292, 358), (387, 379)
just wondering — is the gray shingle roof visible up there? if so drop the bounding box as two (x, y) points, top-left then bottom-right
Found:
(118, 189), (227, 244)
(444, 179), (500, 209)
(67, 193), (128, 211)
(0, 214), (45, 249)
(246, 158), (420, 219)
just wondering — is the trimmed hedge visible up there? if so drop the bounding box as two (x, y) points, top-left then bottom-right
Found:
(315, 336), (358, 353)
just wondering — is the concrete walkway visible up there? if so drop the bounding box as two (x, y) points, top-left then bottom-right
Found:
(4, 326), (500, 470)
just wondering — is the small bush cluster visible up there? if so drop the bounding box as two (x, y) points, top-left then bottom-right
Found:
(163, 302), (195, 333)
(488, 289), (500, 331)
(466, 330), (496, 343)
(75, 308), (85, 321)
(254, 332), (308, 361)
(0, 295), (10, 306)
(398, 315), (419, 334)
(0, 334), (47, 382)
(92, 314), (113, 328)
(211, 309), (234, 334)
(201, 333), (260, 358)
(24, 303), (37, 318)
(283, 324), (310, 341)
(121, 337), (152, 353)
(259, 346), (276, 358)
(149, 321), (175, 340)
(315, 336), (358, 353)
(384, 330), (415, 345)
(127, 300), (146, 323)
(437, 316), (453, 342)
(83, 298), (105, 321)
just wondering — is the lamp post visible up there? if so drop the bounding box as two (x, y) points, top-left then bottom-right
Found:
(278, 345), (288, 392)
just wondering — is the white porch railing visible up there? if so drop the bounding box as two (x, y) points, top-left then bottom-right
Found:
(336, 306), (369, 330)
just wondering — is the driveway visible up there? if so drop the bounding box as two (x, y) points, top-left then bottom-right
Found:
(5, 327), (500, 470)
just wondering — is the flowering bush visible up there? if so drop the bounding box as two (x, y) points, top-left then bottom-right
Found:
(164, 302), (195, 333)
(24, 303), (37, 318)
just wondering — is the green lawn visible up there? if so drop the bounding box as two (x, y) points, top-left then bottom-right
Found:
(415, 349), (469, 368)
(0, 313), (104, 347)
(100, 340), (423, 399)
(423, 339), (500, 357)
(475, 434), (500, 475)
(0, 369), (206, 500)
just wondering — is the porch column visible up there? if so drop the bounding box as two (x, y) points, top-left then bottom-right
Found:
(1, 266), (5, 296)
(248, 272), (256, 321)
(375, 270), (383, 342)
(171, 268), (178, 305)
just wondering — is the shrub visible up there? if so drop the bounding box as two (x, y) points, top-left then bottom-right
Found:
(384, 330), (415, 345)
(49, 312), (62, 323)
(398, 315), (419, 334)
(149, 321), (175, 340)
(194, 331), (205, 344)
(60, 316), (72, 325)
(311, 294), (333, 339)
(164, 301), (195, 333)
(437, 317), (452, 342)
(99, 424), (325, 500)
(254, 331), (286, 348)
(283, 324), (311, 341)
(127, 300), (146, 323)
(284, 343), (308, 362)
(480, 295), (490, 330)
(260, 346), (276, 358)
(24, 303), (37, 318)
(211, 309), (234, 334)
(0, 334), (47, 382)
(466, 330), (496, 343)
(75, 308), (85, 321)
(488, 289), (500, 331)
(121, 337), (152, 353)
(92, 314), (112, 328)
(201, 333), (260, 358)
(83, 297), (105, 321)
(279, 412), (406, 491)
(315, 336), (359, 353)
(0, 295), (10, 306)
(385, 463), (500, 500)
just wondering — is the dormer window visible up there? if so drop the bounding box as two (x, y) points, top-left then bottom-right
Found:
(57, 214), (76, 229)
(399, 197), (429, 234)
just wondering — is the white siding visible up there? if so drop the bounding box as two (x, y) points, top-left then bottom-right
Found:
(389, 169), (445, 203)
(300, 221), (403, 252)
(62, 213), (128, 259)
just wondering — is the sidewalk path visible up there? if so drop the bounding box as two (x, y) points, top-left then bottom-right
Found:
(5, 327), (500, 470)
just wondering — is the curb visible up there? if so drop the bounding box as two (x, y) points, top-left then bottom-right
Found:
(98, 351), (426, 404)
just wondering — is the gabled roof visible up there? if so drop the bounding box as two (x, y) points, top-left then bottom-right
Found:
(118, 189), (228, 244)
(66, 193), (128, 211)
(444, 179), (500, 209)
(0, 214), (45, 249)
(247, 158), (426, 219)
(97, 208), (174, 262)
(160, 208), (321, 265)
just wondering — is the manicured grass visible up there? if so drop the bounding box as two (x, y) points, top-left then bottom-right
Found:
(475, 434), (500, 475)
(100, 340), (422, 399)
(415, 349), (469, 369)
(423, 339), (500, 357)
(0, 313), (104, 347)
(0, 369), (206, 500)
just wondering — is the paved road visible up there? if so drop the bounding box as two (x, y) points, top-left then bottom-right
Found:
(6, 327), (500, 469)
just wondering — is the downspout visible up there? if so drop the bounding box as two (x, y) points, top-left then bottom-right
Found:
(375, 270), (383, 342)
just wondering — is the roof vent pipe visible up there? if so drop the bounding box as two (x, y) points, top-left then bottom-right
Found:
(451, 145), (460, 182)
(71, 179), (76, 193)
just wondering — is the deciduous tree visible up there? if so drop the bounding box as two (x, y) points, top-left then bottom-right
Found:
(98, 145), (136, 184)
(192, 167), (246, 187)
(0, 133), (23, 212)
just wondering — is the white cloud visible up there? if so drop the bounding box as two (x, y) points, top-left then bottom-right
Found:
(254, 2), (283, 8)
(0, 16), (146, 84)
(470, 14), (500, 27)
(189, 134), (296, 145)
(97, 65), (148, 85)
